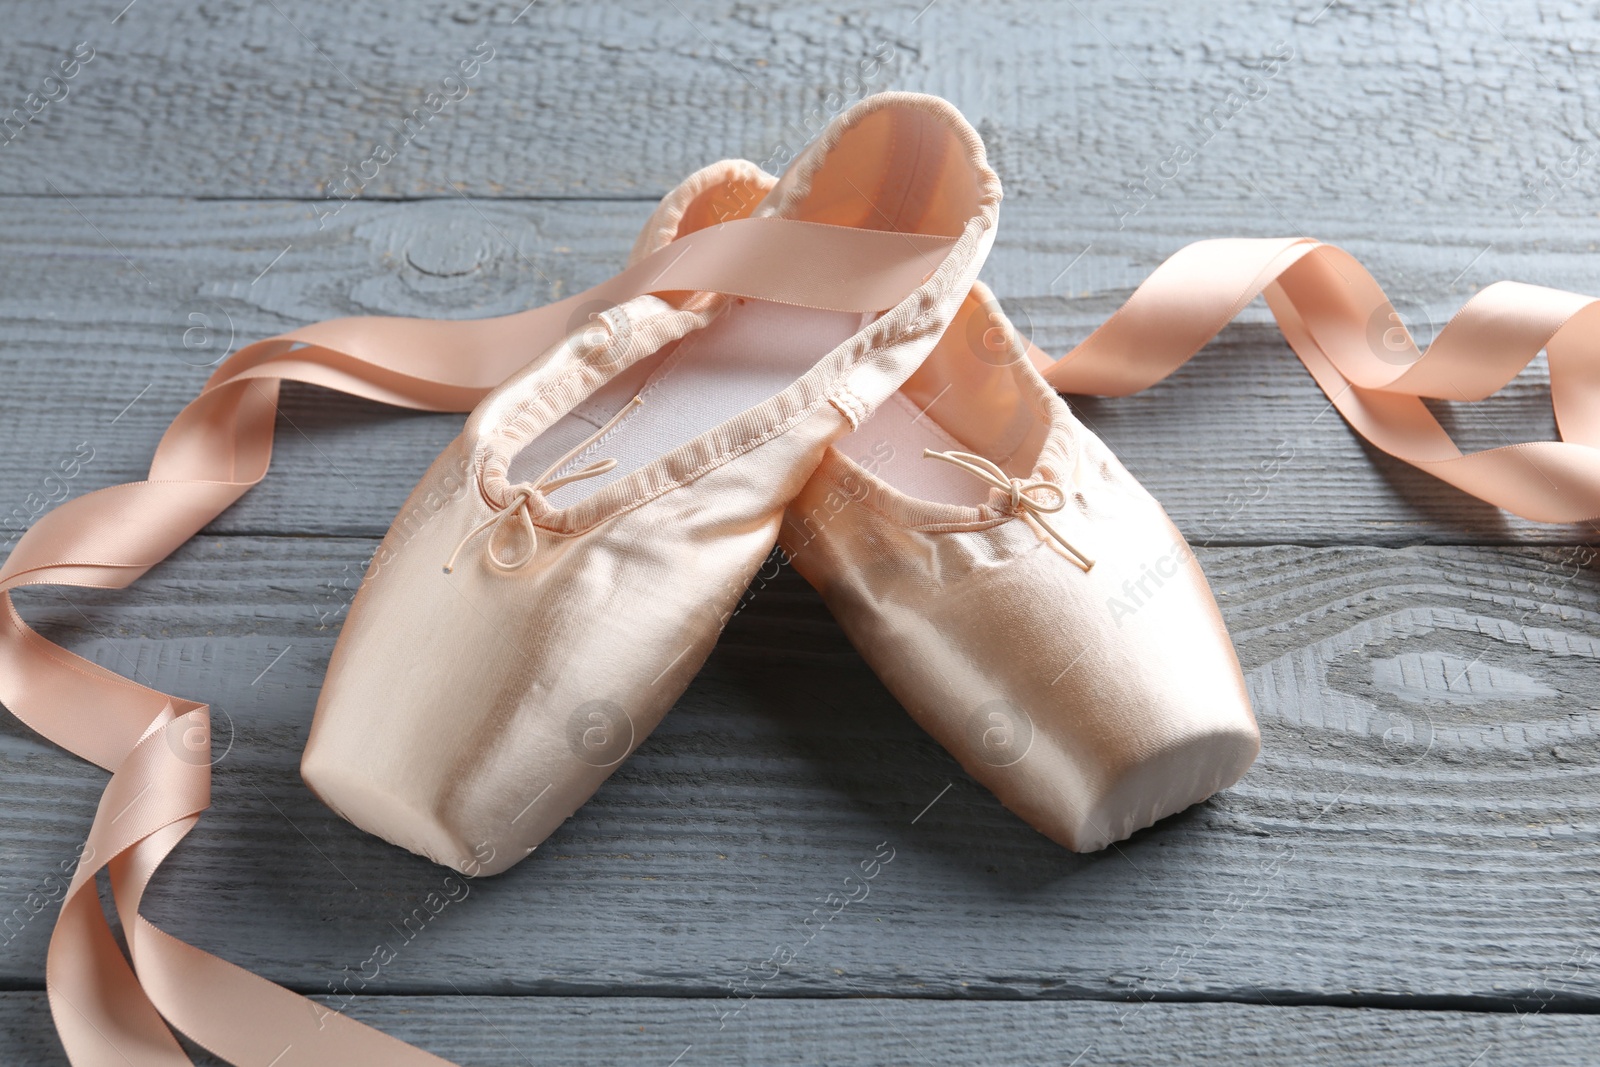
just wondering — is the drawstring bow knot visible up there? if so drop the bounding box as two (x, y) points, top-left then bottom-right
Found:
(923, 448), (1095, 571)
(444, 396), (643, 574)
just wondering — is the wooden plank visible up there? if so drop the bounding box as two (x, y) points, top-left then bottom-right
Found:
(6, 0), (1596, 212)
(2, 196), (1597, 548)
(6, 991), (1600, 1067)
(7, 0), (1596, 1057)
(2, 537), (1597, 1004)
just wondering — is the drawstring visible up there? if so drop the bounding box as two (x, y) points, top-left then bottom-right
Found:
(442, 488), (541, 575)
(445, 396), (644, 574)
(923, 448), (1096, 572)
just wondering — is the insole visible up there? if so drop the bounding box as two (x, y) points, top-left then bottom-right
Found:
(836, 389), (993, 507)
(507, 299), (867, 505)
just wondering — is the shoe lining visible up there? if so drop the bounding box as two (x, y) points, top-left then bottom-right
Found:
(507, 299), (867, 506)
(837, 389), (993, 507)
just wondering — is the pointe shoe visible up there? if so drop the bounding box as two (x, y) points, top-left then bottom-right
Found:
(301, 93), (1003, 875)
(572, 109), (1257, 852)
(777, 281), (1260, 851)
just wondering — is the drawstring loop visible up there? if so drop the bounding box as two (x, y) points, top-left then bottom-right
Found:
(445, 396), (643, 575)
(923, 448), (1096, 572)
(443, 488), (538, 574)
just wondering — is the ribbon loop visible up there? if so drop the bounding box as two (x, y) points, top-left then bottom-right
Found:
(1035, 238), (1600, 525)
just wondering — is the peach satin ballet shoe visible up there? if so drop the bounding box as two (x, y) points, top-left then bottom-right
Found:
(621, 140), (1258, 851)
(778, 281), (1260, 851)
(301, 92), (1002, 875)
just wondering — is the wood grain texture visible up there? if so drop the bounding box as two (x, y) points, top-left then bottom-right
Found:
(5, 992), (1600, 1067)
(2, 538), (1597, 1006)
(6, 0), (1599, 214)
(1, 196), (1596, 548)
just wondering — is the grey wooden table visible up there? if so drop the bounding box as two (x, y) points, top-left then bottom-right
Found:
(3, 1), (1599, 1064)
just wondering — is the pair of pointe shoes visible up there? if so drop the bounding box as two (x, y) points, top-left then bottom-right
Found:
(301, 93), (1259, 876)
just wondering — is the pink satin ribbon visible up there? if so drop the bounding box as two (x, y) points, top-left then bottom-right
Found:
(1034, 238), (1600, 524)
(5, 228), (1597, 1065)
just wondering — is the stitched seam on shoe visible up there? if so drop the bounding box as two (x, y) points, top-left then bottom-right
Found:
(829, 382), (867, 428)
(549, 399), (832, 535)
(807, 451), (1007, 534)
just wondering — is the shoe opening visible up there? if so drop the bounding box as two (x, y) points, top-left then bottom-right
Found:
(835, 284), (1057, 509)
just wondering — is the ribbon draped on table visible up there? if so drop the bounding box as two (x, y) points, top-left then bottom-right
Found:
(3, 223), (1598, 1065)
(1033, 237), (1600, 524)
(0, 215), (958, 1067)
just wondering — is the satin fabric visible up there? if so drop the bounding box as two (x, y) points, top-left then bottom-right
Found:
(302, 93), (1003, 876)
(781, 281), (1258, 851)
(1036, 238), (1600, 523)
